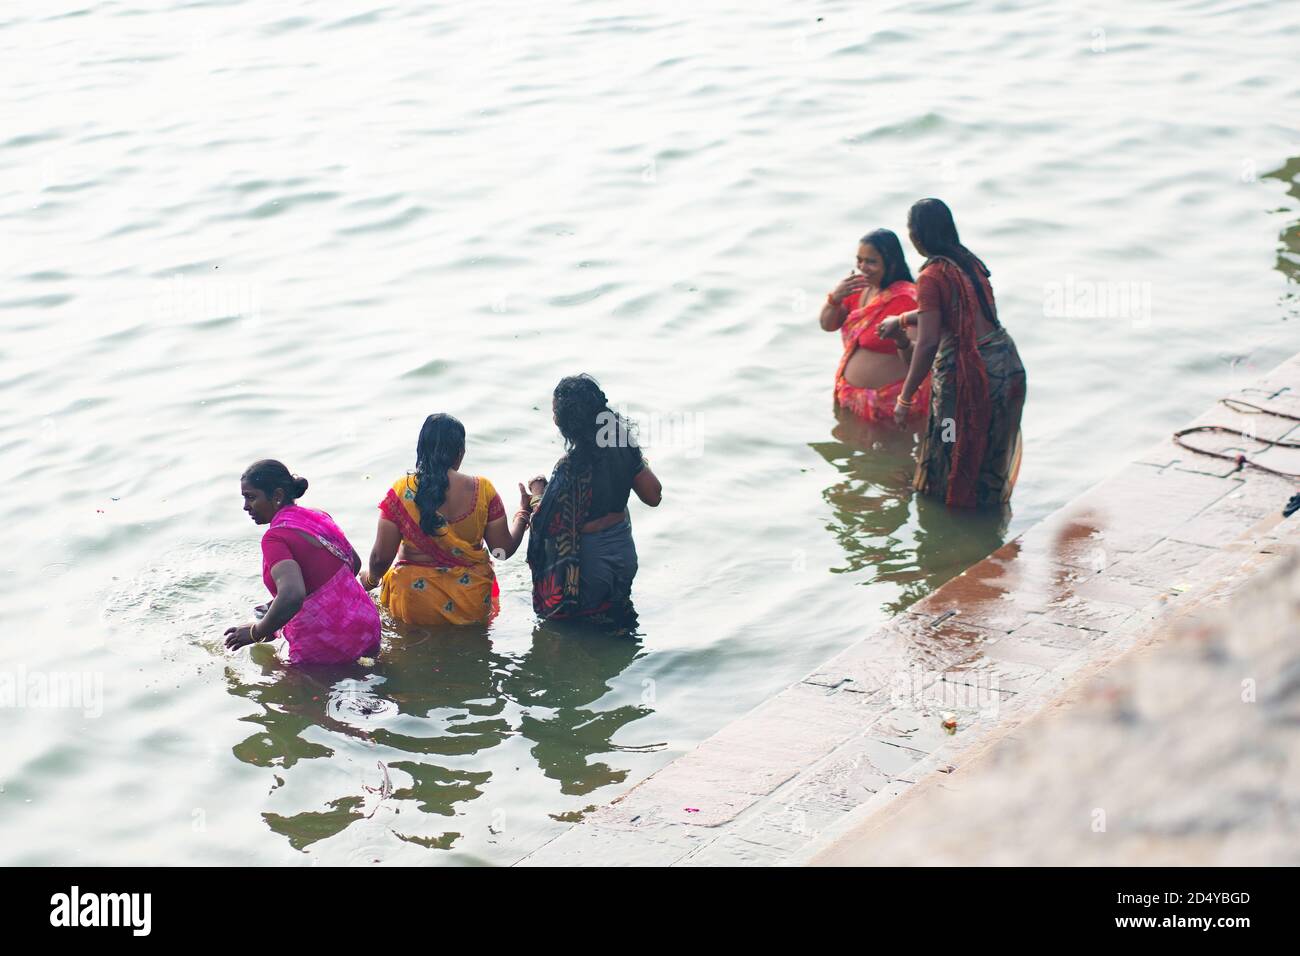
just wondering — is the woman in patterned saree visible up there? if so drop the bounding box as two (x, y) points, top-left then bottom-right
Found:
(526, 375), (662, 624)
(879, 198), (1027, 507)
(360, 413), (530, 626)
(224, 459), (381, 665)
(819, 228), (930, 423)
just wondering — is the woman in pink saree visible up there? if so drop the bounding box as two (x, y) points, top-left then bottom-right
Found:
(224, 459), (381, 665)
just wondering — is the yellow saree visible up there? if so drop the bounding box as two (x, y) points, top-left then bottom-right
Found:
(377, 474), (501, 626)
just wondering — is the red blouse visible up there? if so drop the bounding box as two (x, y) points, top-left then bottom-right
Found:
(841, 281), (918, 354)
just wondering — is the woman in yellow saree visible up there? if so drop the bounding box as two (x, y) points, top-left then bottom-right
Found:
(360, 413), (530, 626)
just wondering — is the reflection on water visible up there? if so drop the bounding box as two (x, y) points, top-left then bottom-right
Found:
(1264, 155), (1300, 316)
(506, 625), (652, 798)
(219, 616), (649, 854)
(811, 408), (1010, 615)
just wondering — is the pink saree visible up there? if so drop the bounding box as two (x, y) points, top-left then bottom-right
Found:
(263, 506), (381, 665)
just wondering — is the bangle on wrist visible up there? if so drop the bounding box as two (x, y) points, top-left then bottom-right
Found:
(896, 394), (914, 407)
(249, 623), (262, 642)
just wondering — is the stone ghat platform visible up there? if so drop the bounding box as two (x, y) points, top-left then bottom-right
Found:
(516, 353), (1300, 866)
(805, 533), (1300, 866)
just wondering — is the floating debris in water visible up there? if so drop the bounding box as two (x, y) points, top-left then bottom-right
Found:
(362, 761), (393, 819)
(364, 761), (393, 798)
(326, 682), (397, 724)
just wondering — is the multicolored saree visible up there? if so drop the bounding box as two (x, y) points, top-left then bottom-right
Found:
(913, 257), (1026, 508)
(263, 506), (381, 665)
(526, 458), (591, 619)
(833, 280), (932, 423)
(377, 474), (500, 626)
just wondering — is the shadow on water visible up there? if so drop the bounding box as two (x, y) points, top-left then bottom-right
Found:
(221, 612), (650, 853)
(810, 408), (1010, 615)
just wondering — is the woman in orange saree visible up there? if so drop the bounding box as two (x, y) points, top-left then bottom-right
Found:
(820, 229), (931, 423)
(361, 414), (530, 626)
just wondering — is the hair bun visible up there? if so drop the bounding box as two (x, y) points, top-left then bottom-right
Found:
(292, 475), (309, 498)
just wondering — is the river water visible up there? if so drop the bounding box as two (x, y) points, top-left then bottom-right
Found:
(1, 0), (1296, 864)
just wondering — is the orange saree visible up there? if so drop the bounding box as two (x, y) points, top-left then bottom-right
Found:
(377, 474), (503, 626)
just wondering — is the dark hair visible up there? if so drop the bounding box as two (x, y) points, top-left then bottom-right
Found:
(859, 228), (913, 287)
(241, 459), (308, 502)
(413, 413), (466, 536)
(553, 374), (636, 467)
(907, 198), (995, 320)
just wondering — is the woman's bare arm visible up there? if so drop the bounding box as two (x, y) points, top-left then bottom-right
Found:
(899, 309), (942, 401)
(361, 517), (401, 589)
(255, 560), (307, 636)
(820, 275), (868, 331)
(820, 297), (846, 332)
(484, 486), (533, 559)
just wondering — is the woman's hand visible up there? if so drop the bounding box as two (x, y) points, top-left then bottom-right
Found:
(878, 316), (909, 345)
(831, 273), (868, 305)
(224, 623), (258, 651)
(893, 398), (912, 428)
(518, 482), (533, 512)
(359, 568), (379, 590)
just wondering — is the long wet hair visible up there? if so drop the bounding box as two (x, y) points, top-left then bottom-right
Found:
(413, 413), (466, 535)
(860, 228), (913, 288)
(242, 459), (308, 503)
(553, 374), (636, 468)
(907, 198), (995, 320)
